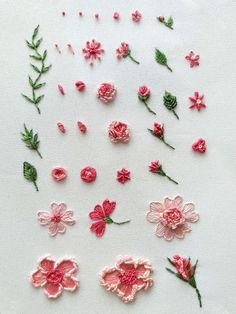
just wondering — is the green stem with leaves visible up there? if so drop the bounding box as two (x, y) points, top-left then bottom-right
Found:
(21, 124), (42, 158)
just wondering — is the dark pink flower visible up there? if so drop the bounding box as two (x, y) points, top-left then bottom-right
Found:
(58, 84), (65, 95)
(185, 51), (200, 68)
(57, 122), (66, 133)
(31, 256), (79, 298)
(189, 92), (206, 111)
(138, 85), (150, 101)
(97, 82), (116, 103)
(113, 12), (120, 20)
(117, 168), (131, 184)
(173, 255), (194, 281)
(77, 121), (87, 133)
(116, 42), (130, 59)
(51, 167), (67, 181)
(80, 166), (97, 183)
(108, 121), (130, 143)
(192, 138), (206, 153)
(75, 81), (86, 91)
(149, 161), (161, 172)
(153, 122), (164, 136)
(82, 39), (104, 66)
(132, 10), (142, 22)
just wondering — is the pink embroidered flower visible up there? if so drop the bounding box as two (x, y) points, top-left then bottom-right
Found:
(51, 167), (67, 181)
(189, 92), (206, 111)
(185, 51), (200, 68)
(116, 42), (140, 64)
(138, 85), (150, 101)
(80, 166), (97, 183)
(89, 199), (130, 237)
(192, 138), (207, 153)
(31, 256), (79, 298)
(97, 82), (116, 103)
(82, 39), (104, 66)
(108, 121), (130, 143)
(148, 122), (174, 149)
(58, 84), (65, 95)
(100, 256), (153, 303)
(117, 168), (131, 184)
(95, 13), (99, 19)
(57, 122), (66, 133)
(146, 196), (199, 241)
(132, 10), (142, 22)
(149, 161), (161, 172)
(113, 12), (120, 20)
(37, 202), (75, 237)
(75, 81), (86, 91)
(77, 121), (87, 133)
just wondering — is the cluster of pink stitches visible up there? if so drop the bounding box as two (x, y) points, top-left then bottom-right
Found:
(82, 39), (104, 65)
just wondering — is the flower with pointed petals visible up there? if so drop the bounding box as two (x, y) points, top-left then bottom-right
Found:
(37, 203), (75, 237)
(100, 256), (153, 303)
(192, 138), (206, 153)
(31, 256), (79, 299)
(117, 168), (131, 184)
(185, 51), (200, 68)
(82, 39), (104, 66)
(146, 196), (199, 241)
(149, 161), (178, 185)
(189, 92), (206, 111)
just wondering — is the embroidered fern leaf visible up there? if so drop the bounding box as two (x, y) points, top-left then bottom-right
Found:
(23, 162), (39, 191)
(21, 124), (42, 158)
(155, 49), (173, 72)
(163, 91), (179, 119)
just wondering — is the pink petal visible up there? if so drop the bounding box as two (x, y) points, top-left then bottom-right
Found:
(89, 205), (105, 220)
(44, 283), (63, 299)
(101, 268), (121, 289)
(57, 222), (66, 234)
(174, 223), (191, 238)
(102, 199), (116, 216)
(117, 257), (135, 272)
(90, 221), (106, 237)
(48, 222), (59, 237)
(117, 283), (136, 303)
(61, 210), (76, 225)
(51, 202), (67, 215)
(194, 91), (199, 98)
(135, 261), (152, 279)
(37, 211), (51, 225)
(146, 202), (163, 223)
(164, 197), (174, 209)
(155, 223), (166, 237)
(31, 269), (47, 287)
(182, 203), (200, 223)
(189, 97), (196, 102)
(62, 275), (79, 291)
(39, 257), (55, 272)
(173, 196), (183, 208)
(56, 259), (78, 275)
(163, 227), (175, 241)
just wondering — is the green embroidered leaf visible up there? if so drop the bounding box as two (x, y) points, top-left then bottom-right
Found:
(42, 65), (52, 73)
(34, 83), (46, 89)
(30, 54), (42, 61)
(42, 50), (47, 61)
(32, 25), (39, 40)
(22, 94), (34, 103)
(163, 91), (179, 119)
(165, 16), (174, 28)
(30, 64), (41, 73)
(35, 95), (44, 104)
(21, 124), (42, 158)
(155, 49), (173, 72)
(26, 40), (34, 49)
(35, 38), (43, 48)
(23, 161), (39, 191)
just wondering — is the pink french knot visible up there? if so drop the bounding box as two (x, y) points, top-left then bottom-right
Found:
(113, 12), (120, 20)
(57, 122), (66, 133)
(100, 256), (153, 303)
(189, 92), (206, 111)
(57, 84), (65, 95)
(97, 82), (117, 103)
(82, 39), (104, 66)
(132, 10), (142, 22)
(108, 121), (130, 143)
(146, 195), (199, 241)
(185, 51), (200, 68)
(192, 138), (207, 153)
(31, 256), (79, 299)
(77, 121), (87, 133)
(75, 81), (86, 91)
(37, 202), (75, 237)
(117, 168), (131, 184)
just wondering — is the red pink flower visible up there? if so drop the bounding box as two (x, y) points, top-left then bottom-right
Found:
(192, 138), (207, 153)
(80, 166), (97, 183)
(185, 51), (200, 68)
(189, 92), (206, 111)
(82, 39), (104, 66)
(117, 168), (131, 184)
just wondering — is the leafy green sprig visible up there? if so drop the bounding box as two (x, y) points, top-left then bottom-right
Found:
(23, 162), (39, 191)
(21, 124), (42, 158)
(155, 49), (173, 72)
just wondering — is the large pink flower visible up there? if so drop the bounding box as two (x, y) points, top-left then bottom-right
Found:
(146, 196), (199, 241)
(82, 39), (104, 66)
(31, 256), (79, 298)
(97, 82), (116, 103)
(37, 203), (75, 237)
(100, 256), (153, 303)
(108, 121), (130, 143)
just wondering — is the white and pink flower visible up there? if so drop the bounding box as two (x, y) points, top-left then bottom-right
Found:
(100, 256), (153, 303)
(37, 202), (75, 237)
(189, 92), (206, 111)
(31, 256), (79, 298)
(108, 121), (130, 143)
(97, 82), (116, 103)
(146, 196), (199, 241)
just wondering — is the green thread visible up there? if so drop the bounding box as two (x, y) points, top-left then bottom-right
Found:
(151, 163), (178, 185)
(23, 161), (39, 191)
(164, 16), (174, 29)
(105, 216), (130, 225)
(125, 49), (140, 64)
(147, 129), (175, 150)
(163, 91), (179, 119)
(155, 49), (173, 72)
(21, 124), (42, 158)
(143, 101), (156, 115)
(22, 25), (51, 114)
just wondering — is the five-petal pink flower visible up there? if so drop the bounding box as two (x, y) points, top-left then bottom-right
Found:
(189, 92), (206, 111)
(185, 51), (200, 68)
(146, 196), (199, 241)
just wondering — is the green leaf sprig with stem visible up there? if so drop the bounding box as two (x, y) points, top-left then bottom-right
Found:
(23, 161), (39, 191)
(157, 16), (174, 29)
(163, 91), (179, 119)
(21, 124), (42, 158)
(155, 49), (173, 72)
(22, 25), (51, 114)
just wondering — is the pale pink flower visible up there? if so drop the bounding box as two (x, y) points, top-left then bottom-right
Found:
(31, 256), (79, 298)
(82, 39), (104, 66)
(185, 51), (200, 68)
(146, 196), (199, 241)
(100, 256), (153, 303)
(37, 202), (75, 237)
(189, 92), (206, 111)
(97, 82), (116, 103)
(51, 167), (67, 181)
(108, 121), (130, 143)
(132, 10), (142, 22)
(173, 255), (194, 281)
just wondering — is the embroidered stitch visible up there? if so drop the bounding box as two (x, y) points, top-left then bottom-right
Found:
(94, 13), (99, 19)
(54, 44), (61, 54)
(51, 167), (67, 181)
(189, 92), (206, 111)
(138, 85), (156, 115)
(57, 122), (66, 133)
(163, 91), (179, 119)
(146, 195), (199, 241)
(148, 122), (175, 150)
(108, 121), (130, 143)
(31, 256), (79, 298)
(23, 161), (39, 191)
(58, 84), (65, 95)
(37, 202), (75, 237)
(80, 166), (97, 183)
(100, 256), (153, 303)
(132, 10), (142, 22)
(75, 81), (86, 91)
(97, 82), (116, 103)
(116, 42), (140, 64)
(185, 51), (200, 68)
(157, 16), (174, 29)
(192, 138), (206, 153)
(82, 39), (104, 66)
(166, 256), (202, 307)
(113, 12), (120, 20)
(89, 199), (130, 237)
(77, 121), (87, 133)
(67, 43), (75, 55)
(155, 49), (172, 72)
(21, 124), (42, 158)
(117, 168), (131, 184)
(149, 161), (178, 185)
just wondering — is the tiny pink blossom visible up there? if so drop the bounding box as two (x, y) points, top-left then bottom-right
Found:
(192, 138), (207, 153)
(113, 12), (120, 20)
(189, 92), (206, 111)
(185, 51), (200, 68)
(82, 39), (104, 66)
(97, 82), (116, 103)
(57, 122), (66, 133)
(31, 256), (79, 298)
(116, 42), (130, 59)
(132, 10), (142, 22)
(58, 84), (65, 95)
(117, 168), (131, 184)
(37, 203), (75, 237)
(100, 256), (153, 303)
(108, 121), (130, 143)
(75, 81), (86, 91)
(146, 196), (199, 241)
(173, 255), (194, 281)
(51, 167), (67, 181)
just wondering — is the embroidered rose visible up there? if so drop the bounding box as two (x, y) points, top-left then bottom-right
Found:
(97, 82), (116, 103)
(75, 81), (86, 91)
(192, 138), (206, 153)
(80, 166), (97, 183)
(117, 168), (131, 184)
(31, 256), (79, 298)
(185, 51), (200, 68)
(89, 199), (130, 237)
(146, 196), (199, 241)
(189, 92), (206, 111)
(37, 202), (75, 237)
(100, 256), (153, 303)
(82, 39), (104, 66)
(138, 86), (156, 115)
(116, 42), (140, 64)
(132, 10), (142, 22)
(51, 167), (67, 181)
(108, 121), (130, 143)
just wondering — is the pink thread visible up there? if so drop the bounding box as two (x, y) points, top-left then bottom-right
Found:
(95, 13), (99, 19)
(149, 161), (161, 172)
(189, 92), (206, 111)
(100, 256), (153, 303)
(57, 122), (66, 134)
(172, 255), (194, 281)
(117, 168), (131, 184)
(67, 43), (75, 55)
(54, 44), (61, 54)
(75, 81), (86, 91)
(51, 167), (67, 181)
(31, 256), (79, 298)
(116, 42), (130, 59)
(146, 195), (199, 241)
(80, 166), (97, 183)
(113, 12), (120, 20)
(79, 12), (83, 16)
(185, 51), (200, 68)
(82, 39), (104, 66)
(97, 82), (116, 103)
(192, 138), (206, 153)
(62, 11), (65, 17)
(138, 85), (150, 99)
(58, 84), (65, 95)
(77, 121), (87, 133)
(108, 121), (130, 143)
(37, 202), (75, 237)
(132, 10), (142, 22)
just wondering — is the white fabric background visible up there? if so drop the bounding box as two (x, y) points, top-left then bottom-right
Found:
(0, 0), (236, 313)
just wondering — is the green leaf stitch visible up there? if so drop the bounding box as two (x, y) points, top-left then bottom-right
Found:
(21, 124), (42, 158)
(23, 161), (39, 191)
(163, 91), (179, 119)
(155, 49), (173, 72)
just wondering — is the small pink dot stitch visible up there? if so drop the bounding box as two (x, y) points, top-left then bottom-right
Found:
(79, 11), (83, 16)
(54, 44), (61, 54)
(113, 12), (120, 20)
(57, 122), (66, 134)
(95, 13), (99, 19)
(75, 81), (86, 91)
(77, 121), (87, 133)
(67, 43), (75, 55)
(58, 84), (65, 95)
(62, 11), (65, 16)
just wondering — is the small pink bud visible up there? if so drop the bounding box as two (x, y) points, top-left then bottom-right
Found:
(75, 81), (86, 91)
(62, 11), (65, 16)
(67, 43), (75, 55)
(79, 11), (83, 16)
(57, 122), (66, 133)
(54, 44), (61, 53)
(58, 84), (65, 95)
(77, 121), (87, 133)
(95, 13), (99, 19)
(113, 12), (120, 20)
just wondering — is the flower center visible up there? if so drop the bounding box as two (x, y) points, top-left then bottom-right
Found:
(119, 270), (138, 285)
(162, 208), (184, 229)
(196, 99), (202, 104)
(46, 269), (63, 284)
(51, 214), (61, 223)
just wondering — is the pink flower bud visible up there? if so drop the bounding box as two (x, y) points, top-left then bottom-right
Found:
(57, 122), (66, 133)
(153, 122), (164, 136)
(75, 81), (86, 91)
(77, 121), (87, 133)
(58, 84), (65, 95)
(113, 12), (120, 20)
(149, 161), (161, 172)
(173, 255), (194, 281)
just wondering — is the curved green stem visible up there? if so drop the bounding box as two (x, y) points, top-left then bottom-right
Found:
(36, 149), (43, 159)
(113, 220), (130, 225)
(33, 181), (39, 192)
(128, 54), (140, 64)
(165, 64), (173, 72)
(172, 110), (179, 120)
(195, 288), (202, 308)
(165, 175), (178, 185)
(144, 101), (156, 115)
(162, 138), (175, 150)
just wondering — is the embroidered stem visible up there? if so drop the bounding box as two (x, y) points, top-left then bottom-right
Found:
(143, 101), (156, 115)
(172, 109), (179, 120)
(33, 180), (39, 192)
(128, 54), (140, 64)
(165, 175), (178, 185)
(113, 220), (130, 225)
(161, 138), (175, 150)
(195, 288), (202, 308)
(165, 64), (173, 72)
